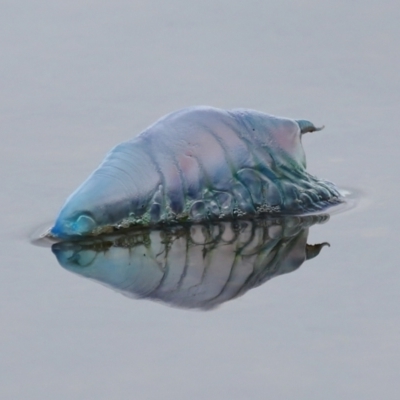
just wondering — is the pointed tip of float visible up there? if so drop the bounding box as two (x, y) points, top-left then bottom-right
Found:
(314, 125), (325, 132)
(296, 119), (325, 134)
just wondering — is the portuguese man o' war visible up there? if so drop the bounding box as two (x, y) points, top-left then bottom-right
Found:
(50, 106), (343, 238)
(52, 216), (330, 310)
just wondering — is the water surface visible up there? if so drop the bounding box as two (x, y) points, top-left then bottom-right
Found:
(1, 1), (400, 399)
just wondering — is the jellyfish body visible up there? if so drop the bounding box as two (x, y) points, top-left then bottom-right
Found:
(51, 106), (342, 238)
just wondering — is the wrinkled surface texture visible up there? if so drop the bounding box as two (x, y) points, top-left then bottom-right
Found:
(53, 216), (329, 309)
(51, 107), (341, 237)
(2, 1), (400, 400)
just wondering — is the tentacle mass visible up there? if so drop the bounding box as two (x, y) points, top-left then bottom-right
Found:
(51, 106), (343, 238)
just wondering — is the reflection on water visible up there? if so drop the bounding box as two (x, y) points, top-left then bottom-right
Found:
(52, 215), (330, 310)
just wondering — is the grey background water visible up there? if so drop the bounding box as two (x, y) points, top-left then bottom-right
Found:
(1, 1), (399, 399)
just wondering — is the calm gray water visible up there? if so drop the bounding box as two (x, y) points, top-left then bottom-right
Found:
(1, 1), (400, 399)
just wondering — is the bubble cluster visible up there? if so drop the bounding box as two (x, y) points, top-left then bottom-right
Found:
(110, 165), (341, 232)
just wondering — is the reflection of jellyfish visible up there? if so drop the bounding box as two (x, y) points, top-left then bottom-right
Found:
(52, 216), (330, 310)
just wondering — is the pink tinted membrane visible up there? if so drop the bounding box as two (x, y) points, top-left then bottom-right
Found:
(271, 121), (305, 165)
